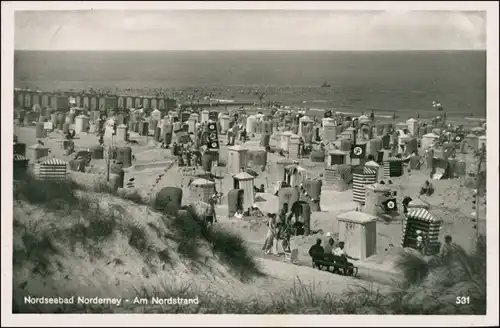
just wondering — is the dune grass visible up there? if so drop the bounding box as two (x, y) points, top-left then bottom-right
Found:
(173, 205), (263, 281)
(14, 173), (152, 206)
(119, 188), (152, 206)
(204, 228), (264, 281)
(12, 177), (488, 314)
(393, 236), (487, 314)
(13, 175), (82, 209)
(12, 176), (265, 313)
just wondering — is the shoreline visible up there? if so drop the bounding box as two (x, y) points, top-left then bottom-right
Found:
(13, 85), (486, 124)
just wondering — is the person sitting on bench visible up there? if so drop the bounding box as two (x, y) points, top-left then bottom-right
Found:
(308, 239), (324, 268)
(333, 242), (358, 275)
(323, 237), (335, 255)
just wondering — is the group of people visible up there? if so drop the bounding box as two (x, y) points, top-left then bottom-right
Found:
(173, 144), (201, 168)
(261, 203), (305, 256)
(308, 237), (358, 275)
(226, 124), (248, 146)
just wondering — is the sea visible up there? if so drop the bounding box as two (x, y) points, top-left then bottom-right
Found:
(14, 50), (486, 122)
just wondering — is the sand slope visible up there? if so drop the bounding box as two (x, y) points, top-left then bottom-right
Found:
(13, 191), (389, 313)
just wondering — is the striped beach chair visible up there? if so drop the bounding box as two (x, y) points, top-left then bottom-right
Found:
(34, 157), (68, 181)
(401, 208), (442, 255)
(352, 166), (378, 204)
(383, 157), (403, 179)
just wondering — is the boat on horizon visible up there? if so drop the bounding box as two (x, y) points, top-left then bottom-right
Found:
(321, 81), (331, 88)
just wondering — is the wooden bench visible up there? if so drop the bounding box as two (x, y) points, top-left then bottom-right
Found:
(311, 253), (358, 277)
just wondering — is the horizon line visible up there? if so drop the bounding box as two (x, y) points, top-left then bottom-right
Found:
(14, 49), (487, 52)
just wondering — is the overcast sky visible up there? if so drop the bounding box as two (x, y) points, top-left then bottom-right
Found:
(14, 10), (486, 51)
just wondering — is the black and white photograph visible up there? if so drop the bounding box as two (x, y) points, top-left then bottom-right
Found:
(2, 1), (498, 326)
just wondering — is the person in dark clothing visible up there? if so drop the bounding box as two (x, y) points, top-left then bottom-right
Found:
(309, 238), (325, 269)
(279, 203), (294, 226)
(420, 180), (434, 196)
(207, 192), (218, 223)
(278, 222), (292, 252)
(402, 196), (413, 214)
(278, 203), (287, 225)
(172, 142), (179, 156)
(240, 128), (247, 142)
(291, 220), (304, 236)
(253, 184), (265, 193)
(309, 238), (324, 268)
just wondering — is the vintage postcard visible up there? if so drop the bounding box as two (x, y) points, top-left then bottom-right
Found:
(2, 1), (498, 327)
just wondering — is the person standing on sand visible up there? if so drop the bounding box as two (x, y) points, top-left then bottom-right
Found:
(438, 235), (454, 263)
(240, 128), (247, 142)
(227, 126), (234, 146)
(232, 124), (240, 143)
(298, 136), (305, 157)
(262, 214), (277, 254)
(279, 203), (294, 226)
(208, 192), (218, 223)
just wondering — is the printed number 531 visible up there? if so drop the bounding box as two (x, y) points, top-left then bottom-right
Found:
(456, 296), (470, 305)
